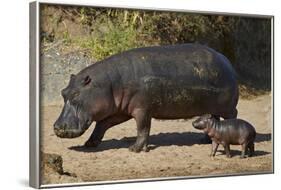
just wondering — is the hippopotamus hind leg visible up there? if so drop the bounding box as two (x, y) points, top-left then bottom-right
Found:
(248, 142), (255, 157)
(240, 143), (248, 158)
(129, 109), (152, 153)
(224, 144), (231, 158)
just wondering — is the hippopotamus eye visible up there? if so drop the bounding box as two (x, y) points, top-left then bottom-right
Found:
(82, 75), (91, 86)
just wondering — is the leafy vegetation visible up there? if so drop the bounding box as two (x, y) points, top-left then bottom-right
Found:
(40, 5), (271, 90)
(41, 6), (236, 60)
(72, 24), (139, 60)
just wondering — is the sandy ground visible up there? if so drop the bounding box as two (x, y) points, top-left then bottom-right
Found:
(41, 94), (273, 185)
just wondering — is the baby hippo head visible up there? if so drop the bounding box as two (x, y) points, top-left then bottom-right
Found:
(192, 114), (214, 130)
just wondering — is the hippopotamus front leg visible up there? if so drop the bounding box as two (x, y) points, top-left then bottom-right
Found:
(84, 115), (131, 147)
(129, 109), (151, 153)
(210, 141), (219, 157)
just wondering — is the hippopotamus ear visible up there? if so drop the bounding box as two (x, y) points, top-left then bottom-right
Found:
(205, 114), (212, 119)
(70, 74), (75, 79)
(82, 75), (91, 86)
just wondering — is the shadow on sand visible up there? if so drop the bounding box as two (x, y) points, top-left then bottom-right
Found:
(215, 149), (270, 158)
(69, 132), (271, 154)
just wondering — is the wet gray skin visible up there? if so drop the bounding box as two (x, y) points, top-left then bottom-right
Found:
(54, 44), (239, 153)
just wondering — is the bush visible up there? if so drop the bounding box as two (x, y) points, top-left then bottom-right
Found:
(41, 5), (272, 90)
(75, 24), (139, 61)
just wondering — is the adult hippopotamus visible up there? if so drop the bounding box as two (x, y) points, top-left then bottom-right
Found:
(53, 44), (239, 152)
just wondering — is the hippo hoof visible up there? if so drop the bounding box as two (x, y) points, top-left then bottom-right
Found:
(240, 155), (246, 159)
(129, 144), (143, 153)
(143, 146), (149, 152)
(84, 140), (101, 147)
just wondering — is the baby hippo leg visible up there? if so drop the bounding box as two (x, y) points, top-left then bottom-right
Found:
(224, 144), (231, 158)
(210, 141), (219, 157)
(240, 143), (247, 159)
(248, 142), (255, 157)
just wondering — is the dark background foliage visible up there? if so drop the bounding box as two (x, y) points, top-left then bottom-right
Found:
(40, 5), (272, 93)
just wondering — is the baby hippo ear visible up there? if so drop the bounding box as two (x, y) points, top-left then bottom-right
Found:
(82, 75), (91, 86)
(70, 74), (75, 79)
(70, 74), (76, 82)
(205, 114), (212, 119)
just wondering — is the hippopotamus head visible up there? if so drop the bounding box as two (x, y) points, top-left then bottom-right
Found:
(192, 114), (214, 130)
(53, 72), (113, 138)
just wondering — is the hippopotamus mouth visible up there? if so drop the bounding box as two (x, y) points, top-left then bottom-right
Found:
(192, 117), (208, 130)
(53, 99), (92, 138)
(54, 116), (92, 138)
(54, 127), (86, 138)
(192, 121), (204, 129)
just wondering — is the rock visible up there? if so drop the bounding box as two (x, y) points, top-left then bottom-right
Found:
(41, 152), (81, 184)
(41, 48), (95, 105)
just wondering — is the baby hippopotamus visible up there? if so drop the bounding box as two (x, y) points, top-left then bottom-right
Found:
(192, 114), (256, 158)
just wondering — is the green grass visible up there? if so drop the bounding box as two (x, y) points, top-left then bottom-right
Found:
(63, 24), (141, 61)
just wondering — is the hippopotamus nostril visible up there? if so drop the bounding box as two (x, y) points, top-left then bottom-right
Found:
(62, 123), (66, 131)
(54, 120), (67, 133)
